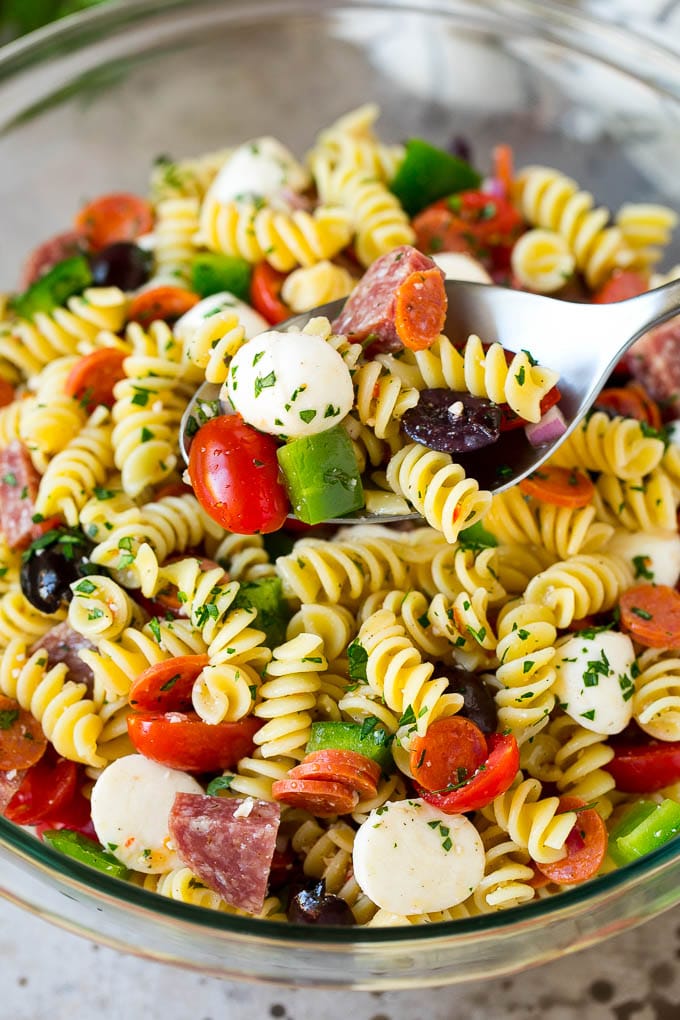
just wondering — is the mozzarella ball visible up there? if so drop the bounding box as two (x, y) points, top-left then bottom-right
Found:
(174, 292), (268, 343)
(431, 251), (492, 284)
(90, 754), (203, 873)
(553, 630), (636, 735)
(352, 799), (485, 915)
(223, 329), (354, 439)
(607, 529), (680, 589)
(206, 137), (310, 205)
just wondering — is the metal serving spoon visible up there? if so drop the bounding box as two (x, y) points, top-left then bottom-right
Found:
(180, 276), (680, 524)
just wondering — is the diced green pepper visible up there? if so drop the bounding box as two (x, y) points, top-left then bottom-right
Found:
(277, 425), (364, 525)
(306, 721), (394, 771)
(42, 829), (130, 879)
(390, 139), (481, 217)
(232, 576), (289, 648)
(458, 520), (498, 551)
(190, 254), (252, 302)
(11, 255), (93, 321)
(609, 798), (680, 865)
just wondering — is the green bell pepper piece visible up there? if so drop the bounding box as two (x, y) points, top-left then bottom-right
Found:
(390, 138), (481, 217)
(11, 254), (92, 321)
(609, 798), (680, 866)
(306, 721), (394, 771)
(42, 829), (130, 879)
(232, 575), (289, 648)
(190, 253), (252, 302)
(277, 425), (364, 525)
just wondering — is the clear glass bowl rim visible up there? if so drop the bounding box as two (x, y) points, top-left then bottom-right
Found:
(0, 0), (679, 949)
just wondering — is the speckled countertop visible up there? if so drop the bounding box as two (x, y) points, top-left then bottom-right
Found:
(3, 2), (680, 1017)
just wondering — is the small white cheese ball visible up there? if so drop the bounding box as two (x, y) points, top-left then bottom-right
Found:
(223, 329), (354, 439)
(352, 799), (485, 915)
(665, 420), (680, 447)
(206, 137), (310, 205)
(174, 292), (268, 343)
(431, 251), (492, 284)
(553, 630), (636, 735)
(90, 754), (203, 873)
(607, 529), (680, 589)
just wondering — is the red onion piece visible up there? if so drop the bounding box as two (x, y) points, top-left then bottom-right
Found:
(524, 405), (568, 447)
(481, 176), (507, 199)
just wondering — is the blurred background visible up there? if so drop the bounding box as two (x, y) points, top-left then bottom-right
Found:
(0, 0), (104, 42)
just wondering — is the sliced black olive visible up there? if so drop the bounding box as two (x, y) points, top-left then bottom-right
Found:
(401, 389), (501, 453)
(20, 528), (96, 614)
(89, 242), (152, 290)
(436, 662), (498, 734)
(286, 879), (355, 925)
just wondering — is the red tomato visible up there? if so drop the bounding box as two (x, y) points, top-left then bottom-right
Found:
(605, 739), (680, 792)
(35, 789), (96, 842)
(250, 261), (291, 325)
(417, 732), (519, 813)
(75, 193), (154, 252)
(20, 229), (86, 288)
(64, 348), (127, 412)
(534, 797), (608, 885)
(128, 655), (209, 712)
(127, 285), (200, 329)
(593, 270), (649, 305)
(409, 716), (488, 794)
(127, 711), (261, 772)
(0, 695), (47, 771)
(412, 191), (524, 269)
(5, 751), (78, 825)
(188, 415), (290, 534)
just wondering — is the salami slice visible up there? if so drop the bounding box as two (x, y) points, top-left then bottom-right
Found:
(0, 441), (42, 550)
(0, 769), (25, 814)
(628, 315), (680, 416)
(21, 230), (86, 288)
(169, 793), (281, 914)
(332, 245), (444, 355)
(29, 623), (96, 691)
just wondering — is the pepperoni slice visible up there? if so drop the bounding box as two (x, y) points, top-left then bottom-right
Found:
(271, 777), (360, 816)
(534, 797), (608, 885)
(289, 750), (380, 799)
(394, 267), (448, 351)
(620, 584), (680, 648)
(0, 695), (47, 771)
(64, 348), (128, 413)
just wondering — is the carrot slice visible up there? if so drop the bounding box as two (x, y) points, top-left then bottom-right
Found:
(534, 797), (607, 885)
(127, 285), (200, 329)
(271, 777), (359, 816)
(289, 750), (380, 799)
(620, 584), (680, 648)
(492, 143), (514, 197)
(128, 654), (209, 712)
(0, 695), (47, 771)
(519, 465), (594, 508)
(394, 268), (447, 351)
(64, 348), (127, 412)
(0, 379), (15, 409)
(409, 716), (488, 794)
(75, 192), (154, 252)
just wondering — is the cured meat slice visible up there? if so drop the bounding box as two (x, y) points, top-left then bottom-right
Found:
(0, 769), (25, 814)
(332, 245), (445, 355)
(21, 230), (85, 288)
(628, 315), (680, 417)
(0, 441), (42, 550)
(169, 793), (281, 914)
(29, 623), (96, 690)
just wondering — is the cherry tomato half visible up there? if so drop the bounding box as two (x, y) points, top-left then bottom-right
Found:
(250, 261), (291, 325)
(127, 711), (261, 772)
(188, 415), (290, 534)
(35, 789), (97, 842)
(64, 348), (128, 413)
(75, 192), (154, 252)
(605, 739), (680, 793)
(5, 749), (78, 825)
(417, 732), (519, 814)
(412, 191), (523, 269)
(128, 654), (209, 712)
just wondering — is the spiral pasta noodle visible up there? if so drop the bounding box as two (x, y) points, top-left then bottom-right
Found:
(280, 260), (356, 313)
(632, 648), (680, 742)
(486, 487), (614, 559)
(481, 776), (577, 864)
(510, 228), (575, 293)
(549, 411), (665, 480)
(493, 599), (558, 741)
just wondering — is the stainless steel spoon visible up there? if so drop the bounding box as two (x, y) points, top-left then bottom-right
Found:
(180, 276), (680, 523)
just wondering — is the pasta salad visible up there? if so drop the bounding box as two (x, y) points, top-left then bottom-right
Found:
(1, 105), (680, 925)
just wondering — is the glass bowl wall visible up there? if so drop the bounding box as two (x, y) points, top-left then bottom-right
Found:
(1, 0), (680, 987)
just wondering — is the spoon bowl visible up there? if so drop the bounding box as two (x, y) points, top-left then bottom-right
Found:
(180, 276), (680, 523)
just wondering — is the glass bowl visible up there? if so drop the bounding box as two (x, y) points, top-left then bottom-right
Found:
(2, 0), (680, 988)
